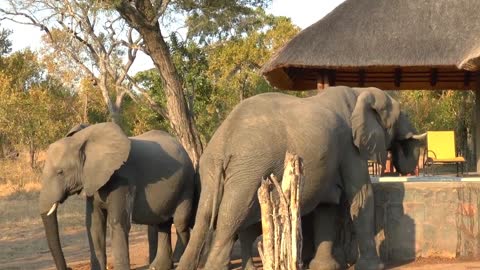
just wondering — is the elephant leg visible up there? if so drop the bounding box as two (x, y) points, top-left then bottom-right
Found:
(301, 212), (315, 265)
(239, 223), (261, 270)
(148, 225), (159, 264)
(176, 192), (213, 270)
(149, 223), (173, 270)
(309, 204), (343, 270)
(343, 161), (383, 270)
(172, 190), (192, 262)
(203, 184), (257, 270)
(107, 186), (132, 270)
(86, 196), (107, 270)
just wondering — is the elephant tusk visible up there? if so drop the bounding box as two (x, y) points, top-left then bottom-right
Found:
(47, 202), (58, 216)
(411, 132), (427, 140)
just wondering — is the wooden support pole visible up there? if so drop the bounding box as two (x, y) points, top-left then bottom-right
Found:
(359, 69), (366, 87)
(317, 70), (330, 91)
(475, 72), (480, 173)
(430, 68), (438, 86)
(464, 71), (471, 87)
(394, 68), (402, 87)
(257, 152), (304, 270)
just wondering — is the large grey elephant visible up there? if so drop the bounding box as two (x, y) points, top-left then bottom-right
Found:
(39, 122), (195, 270)
(176, 86), (424, 270)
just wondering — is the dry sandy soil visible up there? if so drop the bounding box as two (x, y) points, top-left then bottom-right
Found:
(1, 188), (480, 270)
(0, 189), (260, 270)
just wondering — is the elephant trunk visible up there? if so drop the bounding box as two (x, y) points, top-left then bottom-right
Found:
(41, 209), (68, 270)
(392, 139), (420, 175)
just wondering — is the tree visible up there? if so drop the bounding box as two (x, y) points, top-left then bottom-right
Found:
(107, 0), (272, 166)
(0, 50), (81, 167)
(1, 0), (146, 124)
(206, 13), (299, 117)
(169, 36), (220, 142)
(0, 49), (44, 91)
(0, 25), (12, 56)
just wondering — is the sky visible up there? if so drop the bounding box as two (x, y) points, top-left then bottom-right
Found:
(1, 0), (346, 73)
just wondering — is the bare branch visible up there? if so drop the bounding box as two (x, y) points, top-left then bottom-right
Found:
(115, 29), (138, 85)
(56, 20), (100, 63)
(118, 83), (169, 120)
(153, 0), (171, 24)
(0, 7), (53, 39)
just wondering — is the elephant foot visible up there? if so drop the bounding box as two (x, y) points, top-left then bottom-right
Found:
(353, 257), (384, 270)
(242, 260), (257, 270)
(199, 263), (229, 270)
(149, 266), (173, 270)
(149, 259), (173, 270)
(308, 257), (343, 270)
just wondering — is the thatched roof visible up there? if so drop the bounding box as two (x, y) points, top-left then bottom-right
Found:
(262, 0), (480, 90)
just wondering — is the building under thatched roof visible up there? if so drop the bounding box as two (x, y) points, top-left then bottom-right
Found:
(262, 0), (480, 91)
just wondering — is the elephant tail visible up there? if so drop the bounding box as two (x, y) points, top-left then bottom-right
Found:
(197, 156), (231, 266)
(208, 158), (228, 230)
(189, 168), (201, 229)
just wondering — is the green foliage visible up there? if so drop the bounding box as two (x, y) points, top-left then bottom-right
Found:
(127, 69), (171, 135)
(0, 1), (301, 156)
(121, 97), (171, 136)
(78, 78), (109, 124)
(180, 2), (272, 44)
(394, 90), (474, 133)
(394, 90), (474, 166)
(129, 9), (299, 142)
(0, 77), (81, 167)
(0, 50), (81, 167)
(0, 26), (12, 57)
(204, 13), (300, 122)
(0, 50), (43, 92)
(169, 35), (220, 141)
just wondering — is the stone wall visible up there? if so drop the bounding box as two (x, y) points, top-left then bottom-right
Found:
(374, 182), (480, 262)
(337, 181), (480, 265)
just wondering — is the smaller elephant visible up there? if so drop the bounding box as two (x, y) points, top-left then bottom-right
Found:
(39, 123), (195, 270)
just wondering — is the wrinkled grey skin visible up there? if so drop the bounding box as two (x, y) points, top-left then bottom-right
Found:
(39, 123), (194, 270)
(177, 86), (423, 270)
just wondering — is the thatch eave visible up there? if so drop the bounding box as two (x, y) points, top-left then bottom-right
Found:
(261, 0), (480, 91)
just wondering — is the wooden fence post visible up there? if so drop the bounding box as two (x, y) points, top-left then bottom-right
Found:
(257, 152), (304, 270)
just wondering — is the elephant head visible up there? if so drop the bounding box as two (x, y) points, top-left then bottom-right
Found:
(39, 122), (131, 270)
(351, 88), (425, 175)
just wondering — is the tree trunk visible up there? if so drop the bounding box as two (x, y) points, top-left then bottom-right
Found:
(135, 26), (203, 167)
(257, 152), (304, 270)
(114, 3), (204, 168)
(29, 137), (35, 169)
(83, 91), (88, 123)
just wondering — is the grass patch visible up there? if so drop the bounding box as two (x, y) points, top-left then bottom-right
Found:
(0, 151), (44, 198)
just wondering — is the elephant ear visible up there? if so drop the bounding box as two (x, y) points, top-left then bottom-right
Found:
(73, 122), (131, 196)
(394, 111), (417, 140)
(66, 123), (90, 137)
(351, 88), (400, 167)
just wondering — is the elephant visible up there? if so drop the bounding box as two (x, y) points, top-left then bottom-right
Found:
(39, 122), (195, 270)
(176, 86), (424, 270)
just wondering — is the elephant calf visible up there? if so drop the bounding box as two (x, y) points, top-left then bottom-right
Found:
(39, 123), (195, 270)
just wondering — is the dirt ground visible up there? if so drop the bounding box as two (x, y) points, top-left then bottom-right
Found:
(1, 189), (480, 270)
(0, 189), (259, 270)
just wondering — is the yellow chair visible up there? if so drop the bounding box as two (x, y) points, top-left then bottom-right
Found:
(423, 131), (465, 176)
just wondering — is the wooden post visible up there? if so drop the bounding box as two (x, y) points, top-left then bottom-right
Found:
(317, 70), (330, 91)
(475, 72), (480, 173)
(257, 152), (304, 270)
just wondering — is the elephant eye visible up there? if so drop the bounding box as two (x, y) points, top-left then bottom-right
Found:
(57, 169), (64, 175)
